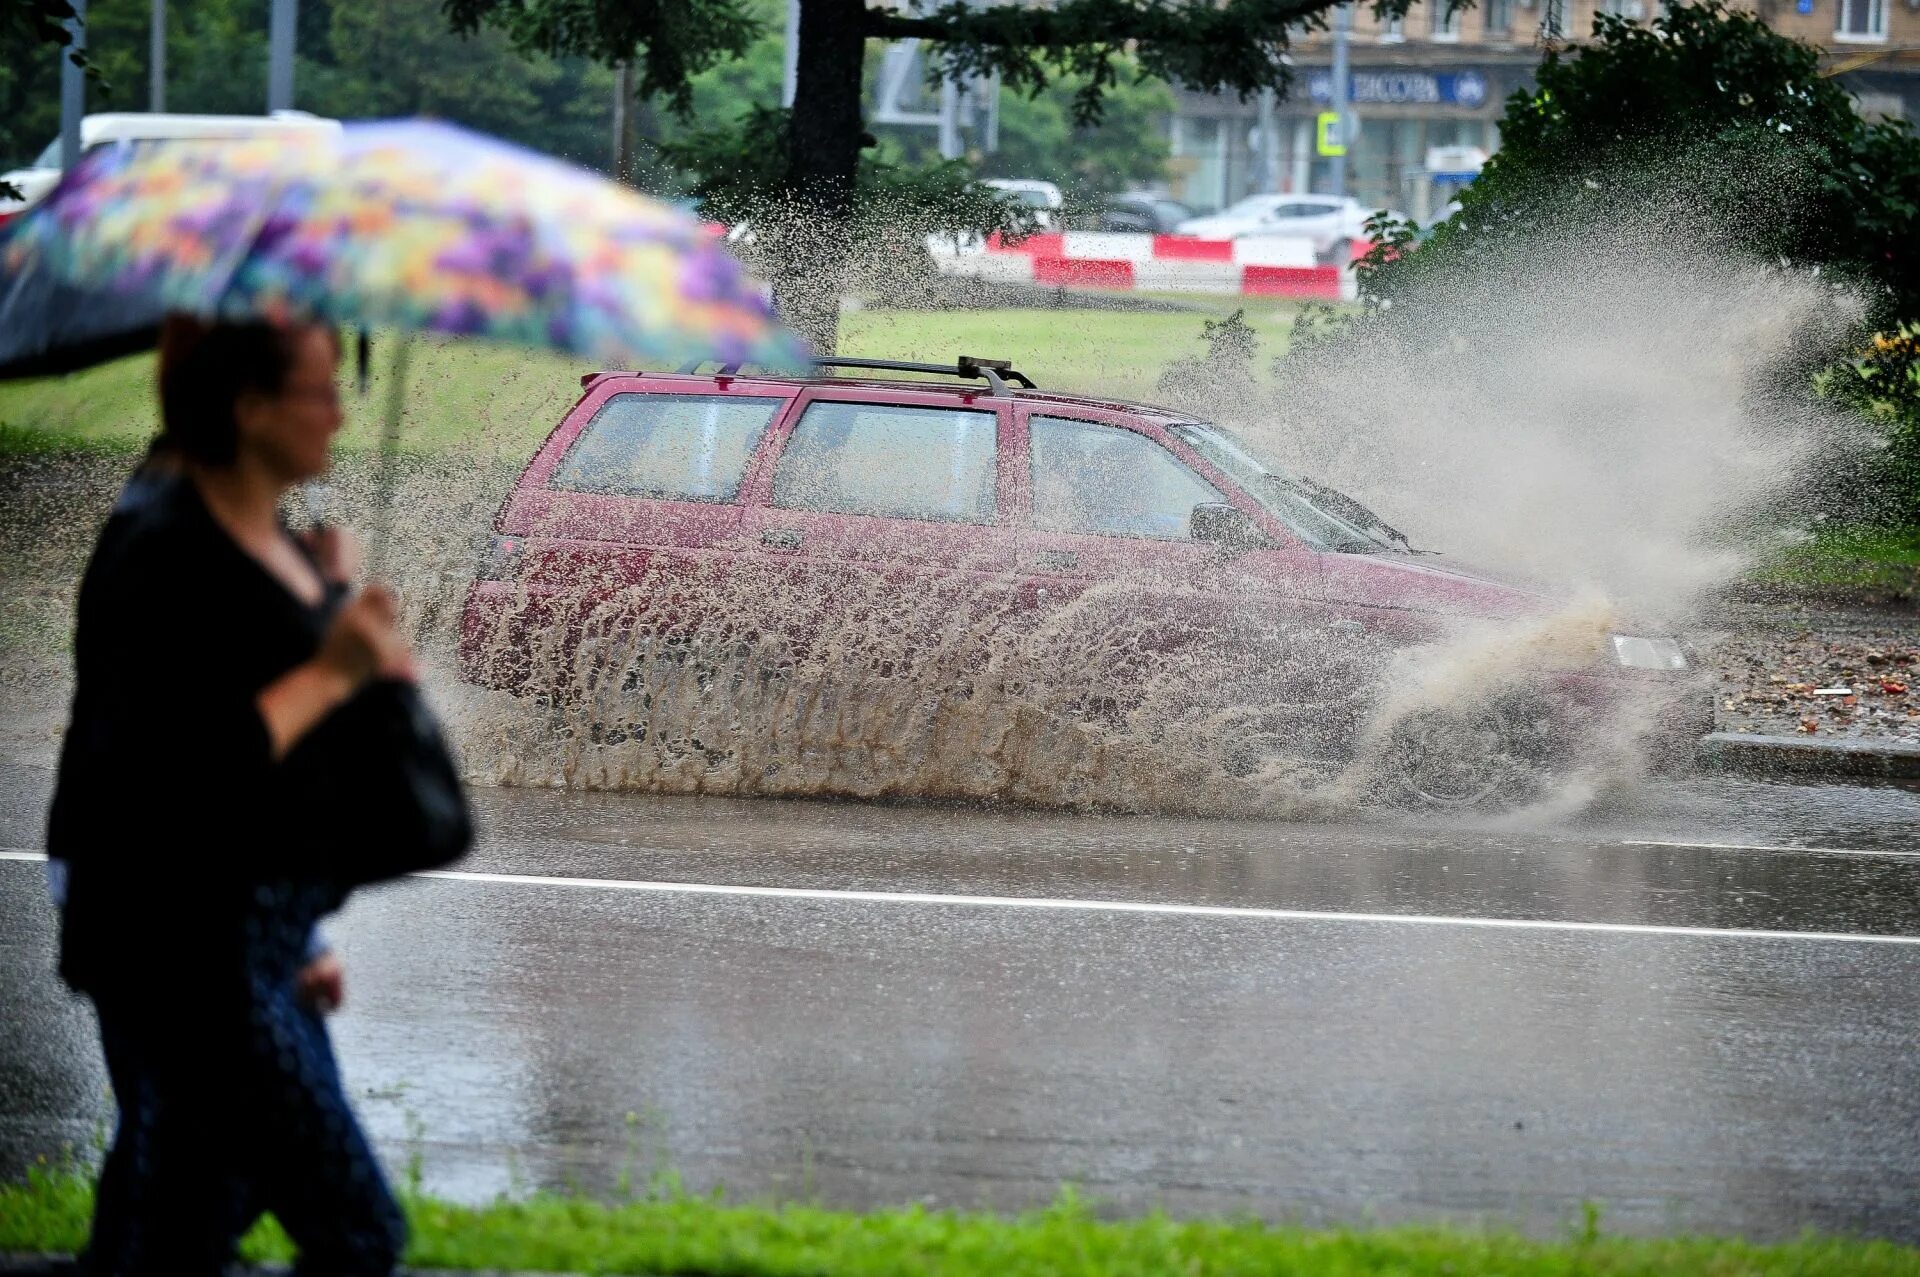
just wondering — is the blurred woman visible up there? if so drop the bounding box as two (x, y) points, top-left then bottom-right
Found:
(49, 317), (414, 1276)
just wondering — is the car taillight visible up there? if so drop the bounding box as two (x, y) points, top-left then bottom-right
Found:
(477, 534), (526, 581)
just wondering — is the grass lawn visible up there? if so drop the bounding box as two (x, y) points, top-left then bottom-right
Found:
(0, 305), (1293, 459)
(5, 1164), (1919, 1276)
(1756, 524), (1920, 591)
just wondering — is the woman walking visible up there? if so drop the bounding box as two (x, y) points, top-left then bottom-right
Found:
(49, 316), (441, 1276)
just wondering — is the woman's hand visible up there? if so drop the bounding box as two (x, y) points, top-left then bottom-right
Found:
(259, 584), (416, 758)
(296, 951), (345, 1013)
(301, 524), (363, 586)
(316, 585), (415, 685)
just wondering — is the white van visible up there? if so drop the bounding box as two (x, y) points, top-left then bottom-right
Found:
(0, 111), (343, 221)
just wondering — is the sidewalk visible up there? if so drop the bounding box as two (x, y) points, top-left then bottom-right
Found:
(1698, 588), (1920, 777)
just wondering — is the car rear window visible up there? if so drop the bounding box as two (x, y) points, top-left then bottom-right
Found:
(773, 401), (997, 524)
(550, 393), (781, 503)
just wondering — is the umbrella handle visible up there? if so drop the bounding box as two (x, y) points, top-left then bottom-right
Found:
(368, 333), (412, 583)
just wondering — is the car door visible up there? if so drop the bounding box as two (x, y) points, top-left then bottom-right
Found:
(472, 376), (798, 694)
(1008, 407), (1332, 752)
(734, 385), (1018, 689)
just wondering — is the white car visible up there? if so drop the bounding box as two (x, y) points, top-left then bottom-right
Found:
(982, 178), (1065, 230)
(1, 111), (342, 222)
(1175, 194), (1401, 247)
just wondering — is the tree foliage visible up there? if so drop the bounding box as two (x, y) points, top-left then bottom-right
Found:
(445, 0), (1410, 347)
(1353, 2), (1920, 518)
(0, 0), (621, 176)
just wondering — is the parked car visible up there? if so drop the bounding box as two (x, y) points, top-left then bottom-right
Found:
(1095, 193), (1197, 234)
(1174, 194), (1403, 249)
(982, 178), (1065, 230)
(0, 111), (342, 224)
(459, 357), (1704, 806)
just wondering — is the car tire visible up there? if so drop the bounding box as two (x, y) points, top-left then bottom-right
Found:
(1370, 699), (1553, 811)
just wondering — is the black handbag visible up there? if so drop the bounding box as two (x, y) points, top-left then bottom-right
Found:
(295, 678), (474, 886)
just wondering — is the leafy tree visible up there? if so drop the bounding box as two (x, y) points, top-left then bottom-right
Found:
(0, 0), (620, 178)
(1354, 2), (1920, 519)
(867, 66), (1174, 200)
(445, 0), (1397, 349)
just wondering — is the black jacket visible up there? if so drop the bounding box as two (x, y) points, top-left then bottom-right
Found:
(49, 467), (423, 997)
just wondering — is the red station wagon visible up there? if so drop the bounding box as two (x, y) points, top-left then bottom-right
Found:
(459, 356), (1703, 806)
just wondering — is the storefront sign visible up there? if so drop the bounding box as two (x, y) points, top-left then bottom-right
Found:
(1306, 70), (1490, 109)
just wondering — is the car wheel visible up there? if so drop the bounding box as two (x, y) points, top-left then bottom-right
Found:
(1373, 702), (1549, 810)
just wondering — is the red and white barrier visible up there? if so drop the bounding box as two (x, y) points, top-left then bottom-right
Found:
(927, 231), (1361, 301)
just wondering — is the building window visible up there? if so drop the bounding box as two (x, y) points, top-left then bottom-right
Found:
(1837, 0), (1887, 40)
(1430, 2), (1461, 38)
(1379, 11), (1405, 40)
(1484, 0), (1513, 36)
(1596, 0), (1647, 17)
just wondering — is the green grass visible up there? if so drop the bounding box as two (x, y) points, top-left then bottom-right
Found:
(4, 1163), (1918, 1276)
(0, 306), (1291, 459)
(1758, 524), (1920, 591)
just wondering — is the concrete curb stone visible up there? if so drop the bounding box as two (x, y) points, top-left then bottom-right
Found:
(1695, 731), (1920, 780)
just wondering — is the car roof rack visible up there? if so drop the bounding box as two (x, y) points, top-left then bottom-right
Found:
(676, 355), (1036, 396)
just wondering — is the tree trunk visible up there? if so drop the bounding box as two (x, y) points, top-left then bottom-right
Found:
(777, 0), (869, 353)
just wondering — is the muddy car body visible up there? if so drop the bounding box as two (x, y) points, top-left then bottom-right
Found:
(458, 358), (1702, 804)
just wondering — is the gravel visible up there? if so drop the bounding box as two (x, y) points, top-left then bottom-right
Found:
(1702, 593), (1920, 745)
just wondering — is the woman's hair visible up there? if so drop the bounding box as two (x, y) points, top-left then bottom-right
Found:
(156, 316), (332, 466)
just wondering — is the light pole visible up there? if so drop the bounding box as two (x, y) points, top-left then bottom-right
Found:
(1328, 2), (1351, 198)
(60, 0), (87, 170)
(611, 61), (635, 181)
(268, 0), (297, 112)
(151, 0), (166, 112)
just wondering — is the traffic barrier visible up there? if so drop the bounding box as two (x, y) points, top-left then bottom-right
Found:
(933, 230), (1358, 300)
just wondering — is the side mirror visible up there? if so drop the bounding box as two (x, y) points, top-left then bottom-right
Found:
(1190, 502), (1270, 553)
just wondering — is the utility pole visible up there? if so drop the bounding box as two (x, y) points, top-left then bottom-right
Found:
(267, 0), (296, 111)
(782, 0), (800, 107)
(150, 0), (166, 112)
(59, 0), (86, 169)
(611, 61), (635, 181)
(1328, 2), (1351, 198)
(1257, 87), (1279, 193)
(937, 76), (961, 159)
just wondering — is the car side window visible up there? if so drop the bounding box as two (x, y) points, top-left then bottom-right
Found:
(773, 400), (998, 523)
(550, 393), (782, 502)
(1028, 416), (1225, 540)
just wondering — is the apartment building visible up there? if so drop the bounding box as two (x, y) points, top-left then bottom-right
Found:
(1165, 0), (1920, 218)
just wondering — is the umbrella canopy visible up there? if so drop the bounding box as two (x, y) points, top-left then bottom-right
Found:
(0, 119), (805, 378)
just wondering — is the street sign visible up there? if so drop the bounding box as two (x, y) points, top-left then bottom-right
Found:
(1316, 112), (1347, 158)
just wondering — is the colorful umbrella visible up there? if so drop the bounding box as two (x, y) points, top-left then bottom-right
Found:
(0, 119), (805, 376)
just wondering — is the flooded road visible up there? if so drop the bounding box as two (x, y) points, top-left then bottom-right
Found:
(2, 761), (1917, 1243)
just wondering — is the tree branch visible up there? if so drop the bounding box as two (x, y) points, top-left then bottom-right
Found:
(862, 0), (1395, 124)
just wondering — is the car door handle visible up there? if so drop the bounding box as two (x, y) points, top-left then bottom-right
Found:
(761, 528), (803, 551)
(1329, 618), (1365, 635)
(1033, 550), (1077, 571)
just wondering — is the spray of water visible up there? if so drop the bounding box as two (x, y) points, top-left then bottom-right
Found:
(0, 203), (1875, 816)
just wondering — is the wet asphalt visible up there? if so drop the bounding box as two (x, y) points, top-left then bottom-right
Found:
(1, 760), (1917, 1244)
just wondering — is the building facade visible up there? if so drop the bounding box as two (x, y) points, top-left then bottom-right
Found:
(1164, 0), (1920, 218)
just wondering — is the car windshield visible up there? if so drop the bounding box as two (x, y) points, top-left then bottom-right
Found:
(1007, 189), (1054, 209)
(1169, 421), (1409, 553)
(31, 137), (60, 169)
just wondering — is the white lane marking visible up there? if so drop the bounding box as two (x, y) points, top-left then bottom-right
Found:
(1621, 839), (1920, 860)
(10, 849), (1917, 946)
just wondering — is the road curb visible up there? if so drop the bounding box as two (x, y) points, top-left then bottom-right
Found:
(1695, 731), (1920, 780)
